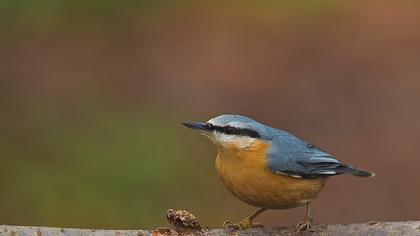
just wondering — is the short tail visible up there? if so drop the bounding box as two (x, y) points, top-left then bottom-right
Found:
(345, 165), (375, 177)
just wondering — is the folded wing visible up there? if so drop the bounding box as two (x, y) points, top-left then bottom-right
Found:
(266, 130), (373, 178)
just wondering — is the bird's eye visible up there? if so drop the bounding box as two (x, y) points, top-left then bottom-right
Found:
(224, 126), (235, 134)
(205, 123), (214, 130)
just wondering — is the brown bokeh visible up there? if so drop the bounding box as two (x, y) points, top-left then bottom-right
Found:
(1, 1), (419, 228)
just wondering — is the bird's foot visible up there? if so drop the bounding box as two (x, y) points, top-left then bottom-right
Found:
(223, 219), (263, 230)
(295, 217), (312, 232)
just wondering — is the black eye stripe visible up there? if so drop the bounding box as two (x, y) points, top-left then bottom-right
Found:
(205, 123), (214, 130)
(206, 124), (261, 138)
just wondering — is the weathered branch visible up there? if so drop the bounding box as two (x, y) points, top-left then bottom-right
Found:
(1, 221), (420, 236)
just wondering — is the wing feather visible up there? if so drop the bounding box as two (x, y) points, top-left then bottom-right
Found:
(265, 130), (348, 178)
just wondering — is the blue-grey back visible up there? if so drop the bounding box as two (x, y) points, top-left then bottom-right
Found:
(259, 125), (344, 178)
(207, 114), (372, 178)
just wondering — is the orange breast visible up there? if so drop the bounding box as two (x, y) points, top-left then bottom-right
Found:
(215, 140), (325, 209)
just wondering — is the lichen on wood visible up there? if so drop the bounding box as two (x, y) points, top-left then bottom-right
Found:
(1, 209), (419, 236)
(1, 221), (420, 236)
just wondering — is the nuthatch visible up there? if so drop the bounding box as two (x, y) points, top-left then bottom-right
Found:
(183, 114), (374, 231)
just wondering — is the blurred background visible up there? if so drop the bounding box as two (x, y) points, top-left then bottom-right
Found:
(1, 0), (419, 230)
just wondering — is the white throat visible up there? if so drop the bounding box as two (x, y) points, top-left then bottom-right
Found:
(212, 133), (257, 149)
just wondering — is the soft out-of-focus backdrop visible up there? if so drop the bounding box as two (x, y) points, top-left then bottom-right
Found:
(1, 0), (419, 229)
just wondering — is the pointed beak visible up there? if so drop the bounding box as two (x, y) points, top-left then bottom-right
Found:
(182, 121), (209, 132)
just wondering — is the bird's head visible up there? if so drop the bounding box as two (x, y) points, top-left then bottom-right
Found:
(183, 115), (267, 151)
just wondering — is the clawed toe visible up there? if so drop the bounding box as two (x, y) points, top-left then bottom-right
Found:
(294, 202), (313, 234)
(223, 208), (266, 231)
(250, 222), (264, 228)
(295, 219), (312, 232)
(223, 219), (264, 230)
(223, 221), (237, 230)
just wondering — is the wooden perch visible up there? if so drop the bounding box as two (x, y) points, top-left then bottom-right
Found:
(1, 210), (419, 235)
(1, 221), (420, 236)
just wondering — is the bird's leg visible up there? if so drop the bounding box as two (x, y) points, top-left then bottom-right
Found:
(296, 202), (313, 232)
(223, 208), (266, 230)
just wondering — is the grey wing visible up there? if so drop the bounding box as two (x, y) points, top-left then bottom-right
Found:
(266, 131), (350, 178)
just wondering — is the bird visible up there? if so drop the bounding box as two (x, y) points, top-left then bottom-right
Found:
(182, 114), (374, 232)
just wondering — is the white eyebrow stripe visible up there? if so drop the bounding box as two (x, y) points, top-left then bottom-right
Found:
(227, 121), (253, 129)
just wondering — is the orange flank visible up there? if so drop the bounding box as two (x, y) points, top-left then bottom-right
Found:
(215, 139), (325, 209)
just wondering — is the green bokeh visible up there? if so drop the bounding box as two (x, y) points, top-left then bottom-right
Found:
(0, 0), (391, 229)
(1, 99), (240, 228)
